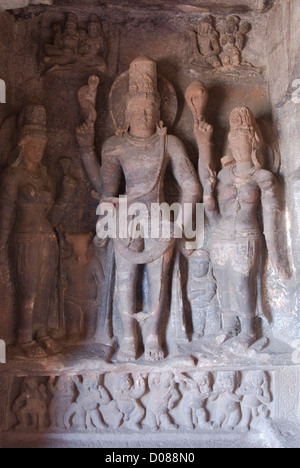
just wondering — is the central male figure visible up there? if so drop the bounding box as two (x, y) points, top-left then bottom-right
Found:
(78, 57), (200, 361)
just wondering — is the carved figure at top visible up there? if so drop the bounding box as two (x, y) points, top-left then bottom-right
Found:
(63, 232), (104, 342)
(13, 378), (48, 431)
(44, 13), (107, 74)
(76, 58), (201, 362)
(220, 15), (251, 69)
(78, 14), (108, 74)
(44, 13), (81, 71)
(145, 372), (180, 430)
(203, 107), (289, 349)
(0, 106), (76, 358)
(189, 15), (221, 69)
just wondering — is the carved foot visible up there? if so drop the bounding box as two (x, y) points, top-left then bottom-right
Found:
(144, 336), (165, 362)
(20, 341), (47, 359)
(38, 336), (62, 355)
(215, 332), (234, 346)
(117, 337), (137, 362)
(236, 333), (257, 349)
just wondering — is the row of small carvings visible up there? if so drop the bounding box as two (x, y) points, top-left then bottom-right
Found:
(9, 370), (272, 433)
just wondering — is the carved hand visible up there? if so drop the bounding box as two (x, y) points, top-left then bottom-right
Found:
(269, 256), (291, 280)
(194, 118), (213, 147)
(76, 121), (95, 148)
(62, 174), (77, 191)
(204, 168), (217, 194)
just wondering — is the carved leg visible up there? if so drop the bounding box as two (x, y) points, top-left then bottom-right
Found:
(144, 408), (158, 430)
(115, 252), (138, 362)
(213, 264), (239, 345)
(196, 407), (209, 428)
(35, 239), (61, 355)
(225, 408), (241, 431)
(182, 403), (194, 429)
(12, 241), (47, 358)
(240, 405), (252, 433)
(231, 267), (258, 348)
(64, 300), (83, 342)
(126, 404), (145, 431)
(90, 409), (107, 430)
(84, 303), (98, 340)
(145, 248), (173, 361)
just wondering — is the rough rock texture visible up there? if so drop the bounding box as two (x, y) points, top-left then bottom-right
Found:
(0, 0), (299, 450)
(0, 0), (52, 10)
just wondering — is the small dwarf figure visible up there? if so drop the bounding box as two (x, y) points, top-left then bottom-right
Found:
(13, 378), (48, 431)
(63, 232), (104, 342)
(112, 374), (146, 431)
(187, 249), (217, 337)
(211, 371), (242, 431)
(238, 371), (272, 432)
(180, 372), (213, 429)
(145, 372), (180, 430)
(65, 375), (110, 431)
(48, 375), (75, 430)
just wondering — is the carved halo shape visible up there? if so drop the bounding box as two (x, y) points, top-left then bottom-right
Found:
(109, 70), (178, 132)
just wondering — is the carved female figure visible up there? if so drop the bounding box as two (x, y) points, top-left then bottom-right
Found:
(0, 106), (72, 358)
(203, 107), (287, 348)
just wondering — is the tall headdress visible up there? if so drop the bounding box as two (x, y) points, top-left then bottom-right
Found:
(20, 105), (47, 142)
(128, 56), (160, 103)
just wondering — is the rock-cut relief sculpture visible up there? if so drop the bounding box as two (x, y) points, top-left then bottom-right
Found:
(76, 56), (201, 362)
(180, 372), (213, 430)
(210, 371), (242, 430)
(13, 378), (49, 431)
(186, 82), (289, 350)
(63, 232), (104, 342)
(0, 106), (76, 358)
(64, 375), (111, 431)
(238, 370), (272, 432)
(48, 375), (76, 430)
(189, 14), (263, 74)
(44, 13), (107, 74)
(189, 15), (222, 70)
(145, 372), (180, 430)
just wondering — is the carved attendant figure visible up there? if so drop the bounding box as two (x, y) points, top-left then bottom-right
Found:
(77, 57), (201, 361)
(0, 106), (72, 358)
(204, 107), (288, 348)
(44, 13), (81, 70)
(192, 15), (221, 69)
(63, 232), (104, 342)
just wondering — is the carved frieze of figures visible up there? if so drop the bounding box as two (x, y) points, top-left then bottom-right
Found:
(189, 14), (263, 75)
(44, 13), (108, 74)
(10, 371), (273, 433)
